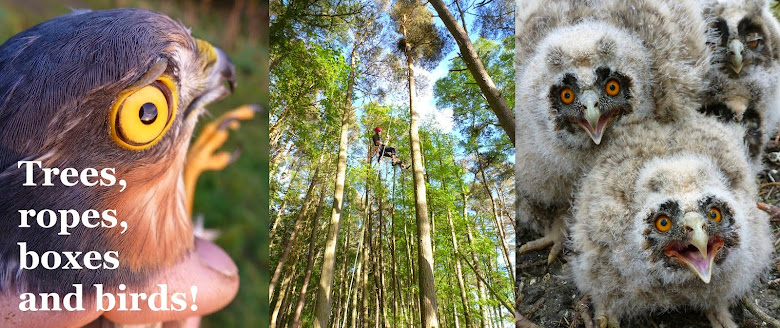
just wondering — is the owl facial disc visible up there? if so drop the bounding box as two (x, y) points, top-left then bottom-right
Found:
(662, 212), (724, 283)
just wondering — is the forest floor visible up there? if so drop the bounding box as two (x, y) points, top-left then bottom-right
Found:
(516, 146), (780, 328)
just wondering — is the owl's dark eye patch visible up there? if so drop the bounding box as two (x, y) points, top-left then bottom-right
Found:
(646, 200), (681, 226)
(712, 18), (729, 47)
(595, 67), (632, 100)
(737, 17), (764, 37)
(697, 195), (734, 225)
(561, 74), (578, 86)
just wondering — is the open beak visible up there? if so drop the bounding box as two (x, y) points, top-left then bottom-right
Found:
(577, 90), (613, 145)
(663, 212), (723, 284)
(729, 39), (744, 75)
(183, 39), (237, 117)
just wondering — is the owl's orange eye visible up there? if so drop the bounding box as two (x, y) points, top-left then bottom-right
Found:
(560, 88), (574, 104)
(605, 80), (620, 96)
(746, 40), (760, 49)
(655, 215), (672, 232)
(708, 207), (722, 222)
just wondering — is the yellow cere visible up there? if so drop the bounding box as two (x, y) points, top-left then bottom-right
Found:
(655, 215), (671, 232)
(109, 76), (178, 150)
(196, 39), (218, 65)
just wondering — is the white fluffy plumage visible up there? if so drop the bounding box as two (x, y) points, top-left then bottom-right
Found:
(700, 0), (780, 174)
(515, 0), (712, 261)
(569, 115), (773, 328)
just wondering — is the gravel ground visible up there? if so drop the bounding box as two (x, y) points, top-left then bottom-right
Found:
(516, 147), (780, 328)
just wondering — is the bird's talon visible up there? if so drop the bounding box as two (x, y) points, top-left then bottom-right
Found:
(249, 104), (264, 113)
(596, 316), (608, 328)
(218, 117), (240, 131)
(228, 148), (242, 165)
(184, 105), (255, 215)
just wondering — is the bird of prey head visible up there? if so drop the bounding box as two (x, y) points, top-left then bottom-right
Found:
(638, 156), (742, 284)
(708, 0), (780, 76)
(520, 21), (650, 148)
(0, 8), (235, 294)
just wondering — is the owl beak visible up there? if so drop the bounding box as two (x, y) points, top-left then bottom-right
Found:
(579, 90), (604, 145)
(663, 212), (723, 284)
(729, 39), (744, 74)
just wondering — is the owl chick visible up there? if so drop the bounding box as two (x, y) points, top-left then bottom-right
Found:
(570, 115), (773, 328)
(700, 0), (780, 173)
(515, 0), (711, 261)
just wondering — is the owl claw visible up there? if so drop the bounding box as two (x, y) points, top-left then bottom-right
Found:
(758, 202), (780, 221)
(518, 225), (565, 264)
(596, 315), (608, 328)
(184, 105), (256, 216)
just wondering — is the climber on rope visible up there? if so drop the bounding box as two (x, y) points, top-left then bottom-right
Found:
(372, 127), (409, 169)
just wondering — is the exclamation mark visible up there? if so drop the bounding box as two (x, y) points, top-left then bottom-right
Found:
(190, 286), (198, 311)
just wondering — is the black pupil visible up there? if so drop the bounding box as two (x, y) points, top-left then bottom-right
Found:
(710, 211), (716, 218)
(610, 84), (616, 91)
(660, 219), (667, 226)
(139, 103), (158, 125)
(564, 92), (570, 99)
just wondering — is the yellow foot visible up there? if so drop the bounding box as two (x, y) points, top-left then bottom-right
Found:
(518, 218), (565, 264)
(184, 104), (259, 215)
(595, 315), (619, 328)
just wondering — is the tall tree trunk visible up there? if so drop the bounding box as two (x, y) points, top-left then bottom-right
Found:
(459, 253), (513, 314)
(377, 167), (389, 328)
(475, 153), (514, 287)
(270, 159), (301, 243)
(463, 192), (489, 328)
(427, 0), (516, 145)
(314, 49), (358, 328)
(362, 144), (373, 328)
(349, 224), (365, 328)
(390, 168), (399, 327)
(402, 20), (439, 327)
(291, 188), (327, 328)
(270, 244), (301, 328)
(270, 155), (324, 300)
(361, 205), (372, 328)
(447, 207), (473, 328)
(452, 299), (461, 328)
(332, 214), (352, 328)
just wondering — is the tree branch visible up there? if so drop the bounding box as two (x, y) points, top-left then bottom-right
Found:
(429, 0), (516, 145)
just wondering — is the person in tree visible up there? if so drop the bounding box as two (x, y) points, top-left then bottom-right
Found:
(372, 127), (409, 169)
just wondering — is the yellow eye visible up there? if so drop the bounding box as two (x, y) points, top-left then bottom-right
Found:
(708, 207), (722, 222)
(747, 40), (760, 49)
(605, 80), (620, 96)
(655, 215), (672, 232)
(560, 88), (575, 104)
(109, 76), (177, 150)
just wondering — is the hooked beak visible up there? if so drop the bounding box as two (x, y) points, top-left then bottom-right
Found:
(184, 39), (237, 117)
(578, 90), (607, 145)
(729, 39), (744, 74)
(663, 212), (723, 284)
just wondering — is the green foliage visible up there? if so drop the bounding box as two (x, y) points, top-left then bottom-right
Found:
(270, 38), (348, 156)
(389, 0), (452, 70)
(434, 36), (514, 163)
